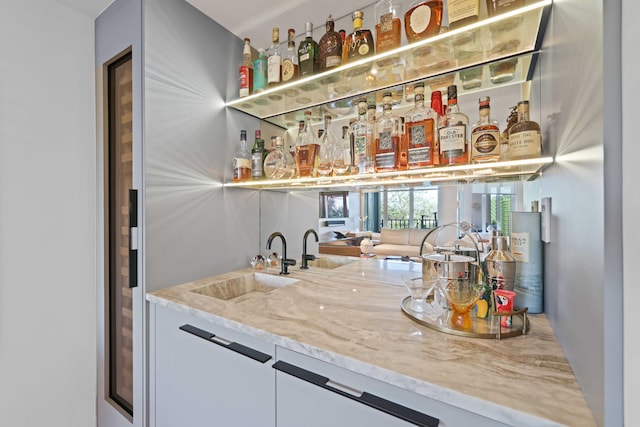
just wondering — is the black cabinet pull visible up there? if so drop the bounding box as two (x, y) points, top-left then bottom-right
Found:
(179, 324), (272, 364)
(273, 360), (439, 427)
(128, 189), (138, 288)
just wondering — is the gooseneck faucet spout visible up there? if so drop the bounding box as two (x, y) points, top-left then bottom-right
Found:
(301, 229), (319, 269)
(266, 232), (296, 275)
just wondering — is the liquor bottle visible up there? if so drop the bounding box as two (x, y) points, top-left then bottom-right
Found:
(375, 92), (401, 172)
(317, 115), (337, 176)
(438, 85), (469, 166)
(239, 38), (253, 98)
(295, 111), (320, 177)
(367, 101), (378, 125)
(485, 0), (524, 16)
(298, 22), (319, 78)
(251, 130), (265, 179)
(404, 82), (437, 168)
(333, 126), (351, 175)
(374, 0), (402, 54)
(253, 48), (267, 93)
(430, 90), (444, 166)
(508, 100), (542, 160)
(264, 136), (296, 180)
(281, 29), (299, 83)
(470, 96), (501, 163)
(318, 15), (342, 71)
(397, 117), (409, 170)
(267, 28), (282, 88)
(500, 105), (518, 160)
(233, 130), (252, 182)
(343, 11), (375, 64)
(349, 98), (376, 174)
(404, 0), (443, 44)
(447, 0), (480, 29)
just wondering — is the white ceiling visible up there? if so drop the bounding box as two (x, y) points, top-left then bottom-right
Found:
(58, 0), (372, 49)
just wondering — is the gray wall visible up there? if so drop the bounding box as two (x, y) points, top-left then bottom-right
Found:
(143, 0), (260, 291)
(540, 0), (621, 425)
(0, 1), (97, 426)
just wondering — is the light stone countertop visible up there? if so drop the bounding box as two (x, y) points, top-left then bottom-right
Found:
(147, 256), (596, 427)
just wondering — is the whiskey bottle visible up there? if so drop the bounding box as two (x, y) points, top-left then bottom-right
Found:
(375, 92), (401, 172)
(298, 22), (319, 78)
(251, 130), (265, 179)
(267, 28), (282, 87)
(295, 111), (320, 177)
(233, 130), (252, 182)
(318, 15), (342, 71)
(343, 11), (375, 64)
(264, 136), (296, 180)
(405, 82), (437, 168)
(500, 105), (518, 160)
(471, 96), (501, 163)
(239, 38), (253, 98)
(438, 85), (469, 166)
(374, 0), (402, 54)
(281, 29), (298, 83)
(404, 0), (443, 44)
(253, 48), (267, 93)
(508, 100), (542, 160)
(349, 98), (376, 174)
(367, 101), (378, 126)
(447, 0), (480, 29)
(397, 117), (409, 171)
(430, 90), (444, 166)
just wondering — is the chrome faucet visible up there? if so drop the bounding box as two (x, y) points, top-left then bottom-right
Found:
(266, 232), (296, 275)
(301, 229), (319, 269)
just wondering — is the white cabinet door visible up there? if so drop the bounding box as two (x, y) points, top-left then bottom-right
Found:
(151, 304), (275, 427)
(275, 347), (508, 427)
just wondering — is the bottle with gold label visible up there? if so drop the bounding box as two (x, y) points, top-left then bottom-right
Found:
(404, 0), (443, 44)
(375, 0), (402, 54)
(343, 11), (375, 64)
(318, 15), (343, 71)
(508, 100), (541, 160)
(281, 29), (298, 83)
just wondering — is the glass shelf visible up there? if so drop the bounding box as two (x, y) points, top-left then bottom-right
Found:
(223, 157), (553, 191)
(226, 0), (552, 129)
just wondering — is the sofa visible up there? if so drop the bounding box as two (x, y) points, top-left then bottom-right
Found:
(372, 228), (436, 258)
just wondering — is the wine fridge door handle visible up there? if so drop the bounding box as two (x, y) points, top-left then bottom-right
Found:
(179, 324), (272, 364)
(272, 360), (439, 427)
(128, 189), (138, 288)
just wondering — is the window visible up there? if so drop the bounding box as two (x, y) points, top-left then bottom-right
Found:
(376, 188), (438, 230)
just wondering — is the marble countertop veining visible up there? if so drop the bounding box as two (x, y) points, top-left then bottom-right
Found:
(147, 256), (596, 427)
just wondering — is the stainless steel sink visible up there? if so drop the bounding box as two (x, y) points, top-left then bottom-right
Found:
(190, 272), (299, 301)
(306, 256), (357, 269)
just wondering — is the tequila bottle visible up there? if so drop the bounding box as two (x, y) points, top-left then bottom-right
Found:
(349, 98), (376, 174)
(405, 83), (437, 168)
(318, 15), (342, 71)
(508, 100), (541, 160)
(376, 92), (401, 172)
(267, 27), (282, 87)
(471, 96), (501, 163)
(281, 29), (298, 83)
(438, 85), (469, 166)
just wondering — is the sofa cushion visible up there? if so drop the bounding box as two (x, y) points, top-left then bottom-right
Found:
(379, 228), (410, 245)
(408, 228), (433, 246)
(373, 244), (421, 257)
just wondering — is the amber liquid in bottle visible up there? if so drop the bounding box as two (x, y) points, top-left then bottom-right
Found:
(343, 11), (375, 64)
(447, 0), (480, 29)
(375, 13), (401, 54)
(404, 0), (444, 44)
(405, 83), (437, 168)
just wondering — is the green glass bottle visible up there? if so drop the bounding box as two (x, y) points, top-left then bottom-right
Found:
(298, 21), (319, 78)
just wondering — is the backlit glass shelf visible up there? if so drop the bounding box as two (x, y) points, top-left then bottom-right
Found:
(223, 157), (553, 191)
(226, 0), (551, 129)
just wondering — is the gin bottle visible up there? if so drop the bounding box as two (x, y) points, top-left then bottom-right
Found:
(349, 98), (376, 174)
(253, 48), (267, 93)
(375, 92), (401, 172)
(438, 85), (469, 166)
(471, 96), (501, 163)
(405, 82), (437, 168)
(298, 22), (319, 78)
